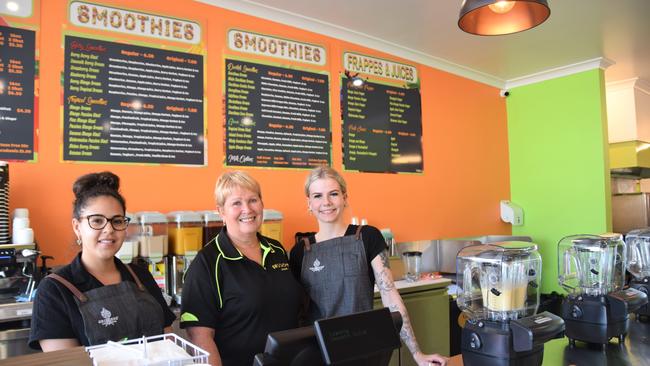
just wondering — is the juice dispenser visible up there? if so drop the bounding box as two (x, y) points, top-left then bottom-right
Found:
(558, 234), (648, 347)
(114, 212), (139, 263)
(457, 242), (564, 366)
(136, 211), (169, 292)
(624, 229), (650, 321)
(260, 209), (283, 243)
(199, 210), (223, 245)
(167, 211), (203, 256)
(167, 211), (203, 305)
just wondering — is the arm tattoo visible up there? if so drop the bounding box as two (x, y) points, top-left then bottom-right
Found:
(379, 250), (391, 268)
(374, 251), (395, 292)
(373, 251), (421, 356)
(399, 308), (421, 355)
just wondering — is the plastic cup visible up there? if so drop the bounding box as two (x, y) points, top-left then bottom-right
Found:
(13, 208), (29, 218)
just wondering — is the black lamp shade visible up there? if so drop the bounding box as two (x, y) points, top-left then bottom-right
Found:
(458, 0), (550, 36)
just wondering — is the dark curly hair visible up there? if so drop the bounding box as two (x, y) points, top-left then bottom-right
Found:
(72, 172), (126, 219)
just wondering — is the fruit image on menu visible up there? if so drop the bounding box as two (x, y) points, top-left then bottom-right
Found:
(0, 25), (36, 161)
(62, 35), (205, 165)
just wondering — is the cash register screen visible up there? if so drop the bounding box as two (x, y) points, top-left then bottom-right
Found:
(253, 308), (401, 366)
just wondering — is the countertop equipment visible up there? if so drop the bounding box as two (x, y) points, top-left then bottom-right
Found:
(0, 244), (41, 302)
(397, 235), (532, 357)
(396, 236), (533, 275)
(456, 241), (564, 366)
(0, 243), (45, 358)
(558, 234), (648, 347)
(624, 229), (650, 321)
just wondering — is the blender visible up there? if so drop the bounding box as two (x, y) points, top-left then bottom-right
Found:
(558, 234), (648, 347)
(624, 229), (650, 321)
(457, 242), (564, 366)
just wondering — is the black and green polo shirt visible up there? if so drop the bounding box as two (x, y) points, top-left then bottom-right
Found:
(180, 226), (303, 366)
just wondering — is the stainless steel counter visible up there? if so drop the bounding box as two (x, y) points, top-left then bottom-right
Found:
(0, 301), (32, 322)
(0, 301), (34, 359)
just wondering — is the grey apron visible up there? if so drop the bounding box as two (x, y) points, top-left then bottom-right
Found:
(49, 264), (164, 345)
(300, 226), (373, 321)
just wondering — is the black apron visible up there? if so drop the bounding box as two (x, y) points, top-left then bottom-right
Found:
(49, 264), (164, 345)
(300, 226), (373, 321)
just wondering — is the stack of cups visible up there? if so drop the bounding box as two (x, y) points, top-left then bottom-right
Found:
(13, 209), (33, 245)
(0, 162), (9, 244)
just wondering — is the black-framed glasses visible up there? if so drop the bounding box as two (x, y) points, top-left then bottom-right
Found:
(80, 215), (130, 231)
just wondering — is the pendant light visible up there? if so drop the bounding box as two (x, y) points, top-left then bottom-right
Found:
(458, 0), (550, 36)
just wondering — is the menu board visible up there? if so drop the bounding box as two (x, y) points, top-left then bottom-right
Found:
(224, 58), (330, 168)
(342, 78), (423, 173)
(0, 25), (36, 160)
(62, 35), (204, 165)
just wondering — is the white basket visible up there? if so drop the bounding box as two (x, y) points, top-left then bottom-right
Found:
(86, 333), (209, 366)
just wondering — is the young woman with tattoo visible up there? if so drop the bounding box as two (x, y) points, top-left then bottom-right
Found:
(290, 166), (448, 366)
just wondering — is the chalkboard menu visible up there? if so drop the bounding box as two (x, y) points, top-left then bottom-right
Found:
(224, 59), (330, 168)
(62, 35), (205, 165)
(342, 79), (423, 173)
(0, 25), (36, 161)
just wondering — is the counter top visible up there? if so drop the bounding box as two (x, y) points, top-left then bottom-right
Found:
(447, 315), (650, 366)
(374, 277), (451, 296)
(0, 346), (91, 366)
(5, 316), (648, 365)
(0, 301), (32, 322)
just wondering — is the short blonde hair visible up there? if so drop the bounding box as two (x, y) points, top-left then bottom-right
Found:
(215, 171), (262, 207)
(304, 166), (347, 197)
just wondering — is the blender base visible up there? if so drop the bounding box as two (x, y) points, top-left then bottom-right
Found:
(561, 295), (628, 346)
(461, 321), (544, 366)
(630, 281), (650, 321)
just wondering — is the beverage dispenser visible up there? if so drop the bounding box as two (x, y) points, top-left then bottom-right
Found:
(457, 242), (564, 366)
(261, 209), (283, 243)
(136, 211), (169, 293)
(199, 210), (223, 245)
(167, 211), (203, 305)
(558, 234), (648, 347)
(624, 229), (650, 321)
(114, 212), (139, 264)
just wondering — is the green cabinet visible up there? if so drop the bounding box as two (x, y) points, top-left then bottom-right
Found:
(374, 281), (450, 366)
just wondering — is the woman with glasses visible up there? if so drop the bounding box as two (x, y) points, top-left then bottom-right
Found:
(29, 171), (175, 351)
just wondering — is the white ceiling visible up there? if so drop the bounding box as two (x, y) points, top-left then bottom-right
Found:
(202, 0), (650, 88)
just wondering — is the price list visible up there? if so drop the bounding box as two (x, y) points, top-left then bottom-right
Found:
(0, 25), (36, 160)
(342, 78), (423, 173)
(225, 59), (331, 168)
(63, 35), (205, 165)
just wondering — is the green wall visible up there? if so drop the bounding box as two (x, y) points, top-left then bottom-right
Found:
(506, 69), (611, 294)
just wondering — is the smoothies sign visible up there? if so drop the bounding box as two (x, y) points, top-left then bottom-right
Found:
(62, 2), (205, 165)
(69, 2), (201, 44)
(228, 29), (325, 66)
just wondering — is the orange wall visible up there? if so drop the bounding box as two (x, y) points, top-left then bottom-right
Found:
(8, 0), (511, 264)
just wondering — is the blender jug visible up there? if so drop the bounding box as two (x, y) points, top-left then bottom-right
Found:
(559, 235), (625, 296)
(626, 229), (650, 280)
(458, 242), (541, 322)
(402, 251), (422, 282)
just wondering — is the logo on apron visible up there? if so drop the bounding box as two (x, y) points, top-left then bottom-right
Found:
(98, 307), (119, 327)
(309, 259), (325, 272)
